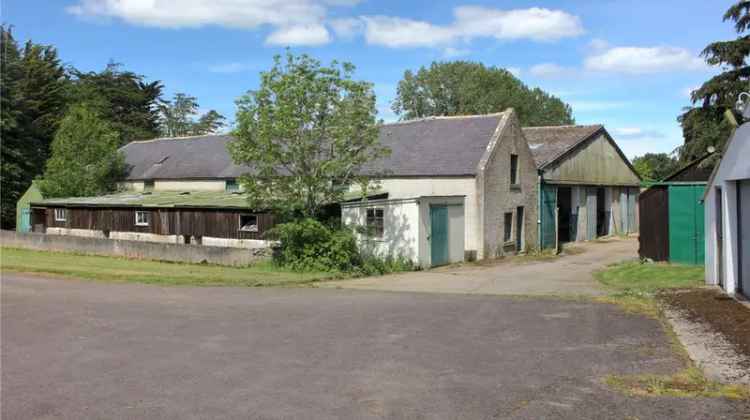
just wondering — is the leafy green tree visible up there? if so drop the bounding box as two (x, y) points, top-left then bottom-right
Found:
(1, 26), (69, 228)
(678, 1), (750, 163)
(158, 93), (226, 137)
(38, 104), (126, 198)
(632, 153), (680, 182)
(69, 62), (163, 145)
(392, 61), (574, 126)
(229, 52), (389, 218)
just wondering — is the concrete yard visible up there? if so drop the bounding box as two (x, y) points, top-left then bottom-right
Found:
(3, 273), (748, 419)
(325, 237), (638, 296)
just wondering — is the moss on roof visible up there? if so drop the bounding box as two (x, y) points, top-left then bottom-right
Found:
(31, 190), (252, 209)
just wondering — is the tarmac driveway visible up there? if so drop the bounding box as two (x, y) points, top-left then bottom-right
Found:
(324, 237), (638, 296)
(3, 273), (748, 419)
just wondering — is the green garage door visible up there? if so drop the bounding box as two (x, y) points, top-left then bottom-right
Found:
(668, 185), (705, 265)
(540, 184), (557, 249)
(430, 205), (449, 267)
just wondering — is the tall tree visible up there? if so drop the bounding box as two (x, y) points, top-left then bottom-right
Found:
(37, 104), (126, 198)
(157, 93), (226, 137)
(229, 52), (389, 217)
(69, 62), (163, 145)
(1, 26), (69, 228)
(392, 61), (575, 126)
(678, 1), (750, 163)
(632, 153), (680, 182)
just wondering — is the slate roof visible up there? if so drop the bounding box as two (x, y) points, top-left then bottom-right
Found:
(121, 134), (253, 180)
(522, 124), (604, 168)
(32, 191), (251, 209)
(120, 113), (507, 179)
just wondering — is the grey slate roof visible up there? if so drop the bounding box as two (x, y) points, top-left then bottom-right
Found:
(522, 125), (604, 168)
(121, 134), (253, 180)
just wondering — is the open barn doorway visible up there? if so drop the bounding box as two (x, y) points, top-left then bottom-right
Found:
(557, 187), (572, 243)
(596, 187), (607, 237)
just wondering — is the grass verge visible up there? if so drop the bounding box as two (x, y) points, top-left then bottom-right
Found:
(595, 260), (750, 399)
(0, 247), (332, 287)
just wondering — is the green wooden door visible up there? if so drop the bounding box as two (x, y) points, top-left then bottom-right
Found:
(668, 185), (705, 265)
(19, 208), (31, 233)
(540, 184), (557, 249)
(430, 205), (449, 267)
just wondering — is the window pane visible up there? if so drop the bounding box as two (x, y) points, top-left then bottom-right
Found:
(504, 212), (513, 242)
(239, 214), (258, 232)
(510, 154), (519, 185)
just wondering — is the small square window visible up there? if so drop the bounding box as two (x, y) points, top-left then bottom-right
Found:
(366, 208), (384, 238)
(503, 212), (513, 242)
(54, 208), (66, 222)
(144, 180), (155, 191)
(239, 214), (258, 232)
(226, 179), (239, 192)
(135, 211), (150, 226)
(510, 154), (519, 185)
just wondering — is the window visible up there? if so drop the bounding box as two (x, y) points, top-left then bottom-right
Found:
(366, 208), (384, 239)
(225, 179), (239, 192)
(503, 212), (513, 242)
(510, 154), (519, 185)
(54, 208), (66, 222)
(144, 180), (155, 191)
(135, 211), (150, 226)
(239, 214), (258, 232)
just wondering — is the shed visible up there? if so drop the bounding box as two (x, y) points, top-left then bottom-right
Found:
(638, 154), (713, 265)
(16, 182), (43, 233)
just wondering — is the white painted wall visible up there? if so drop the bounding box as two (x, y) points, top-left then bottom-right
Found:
(46, 228), (108, 239)
(350, 177), (478, 252)
(120, 180), (231, 192)
(342, 198), (421, 263)
(201, 237), (272, 249)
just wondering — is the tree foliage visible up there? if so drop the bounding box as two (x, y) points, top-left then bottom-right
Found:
(37, 104), (126, 198)
(392, 61), (574, 126)
(678, 1), (750, 163)
(158, 93), (226, 137)
(69, 62), (163, 145)
(632, 153), (680, 182)
(229, 52), (389, 218)
(1, 26), (69, 228)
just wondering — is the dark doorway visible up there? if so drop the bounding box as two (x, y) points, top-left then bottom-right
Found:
(716, 187), (723, 288)
(515, 206), (524, 252)
(557, 187), (572, 243)
(596, 187), (607, 237)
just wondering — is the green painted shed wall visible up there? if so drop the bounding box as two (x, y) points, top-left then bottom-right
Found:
(542, 134), (640, 186)
(16, 182), (43, 232)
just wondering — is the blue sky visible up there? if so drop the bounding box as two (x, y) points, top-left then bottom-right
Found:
(5, 0), (737, 158)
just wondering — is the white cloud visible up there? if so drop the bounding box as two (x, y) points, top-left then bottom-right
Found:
(67, 0), (357, 46)
(266, 24), (331, 46)
(584, 46), (706, 74)
(588, 38), (609, 51)
(529, 62), (576, 78)
(329, 17), (363, 39)
(443, 47), (471, 58)
(612, 127), (666, 140)
(208, 62), (255, 74)
(354, 6), (582, 48)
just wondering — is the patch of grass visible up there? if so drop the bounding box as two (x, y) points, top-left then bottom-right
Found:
(606, 367), (750, 399)
(595, 293), (660, 319)
(595, 261), (704, 295)
(0, 247), (332, 287)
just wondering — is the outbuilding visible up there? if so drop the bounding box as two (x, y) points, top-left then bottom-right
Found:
(704, 113), (750, 297)
(16, 181), (43, 233)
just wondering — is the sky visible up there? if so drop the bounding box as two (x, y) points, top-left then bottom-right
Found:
(4, 0), (739, 159)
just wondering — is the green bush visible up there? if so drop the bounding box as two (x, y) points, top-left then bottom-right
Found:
(268, 218), (418, 275)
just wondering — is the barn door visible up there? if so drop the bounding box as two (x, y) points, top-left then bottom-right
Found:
(739, 181), (750, 295)
(540, 184), (557, 249)
(430, 205), (449, 267)
(586, 188), (597, 240)
(668, 185), (705, 265)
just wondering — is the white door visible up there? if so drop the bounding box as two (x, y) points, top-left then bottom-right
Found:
(739, 180), (750, 296)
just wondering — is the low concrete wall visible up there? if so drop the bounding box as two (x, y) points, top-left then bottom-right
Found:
(1, 230), (270, 267)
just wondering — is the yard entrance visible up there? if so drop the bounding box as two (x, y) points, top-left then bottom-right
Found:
(557, 187), (572, 243)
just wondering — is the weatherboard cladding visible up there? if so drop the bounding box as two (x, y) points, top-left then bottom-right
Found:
(119, 115), (607, 180)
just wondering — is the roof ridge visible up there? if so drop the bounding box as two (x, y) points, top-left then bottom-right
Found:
(523, 124), (603, 130)
(381, 112), (508, 127)
(124, 133), (230, 146)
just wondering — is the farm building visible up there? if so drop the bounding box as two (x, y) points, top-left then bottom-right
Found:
(29, 109), (639, 266)
(523, 125), (641, 250)
(16, 181), (43, 233)
(704, 114), (750, 297)
(638, 154), (713, 264)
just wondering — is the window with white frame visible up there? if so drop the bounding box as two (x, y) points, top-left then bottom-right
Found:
(239, 214), (258, 232)
(54, 208), (66, 222)
(135, 210), (150, 226)
(366, 208), (384, 239)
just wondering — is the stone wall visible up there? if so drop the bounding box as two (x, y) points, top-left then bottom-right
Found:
(1, 230), (270, 267)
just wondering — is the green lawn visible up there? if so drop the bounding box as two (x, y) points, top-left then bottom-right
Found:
(596, 261), (705, 294)
(0, 247), (331, 287)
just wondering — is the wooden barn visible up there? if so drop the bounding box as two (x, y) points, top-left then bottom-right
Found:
(30, 191), (276, 248)
(638, 154), (714, 264)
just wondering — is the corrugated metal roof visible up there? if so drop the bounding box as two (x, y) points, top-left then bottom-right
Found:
(522, 125), (604, 168)
(32, 191), (251, 209)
